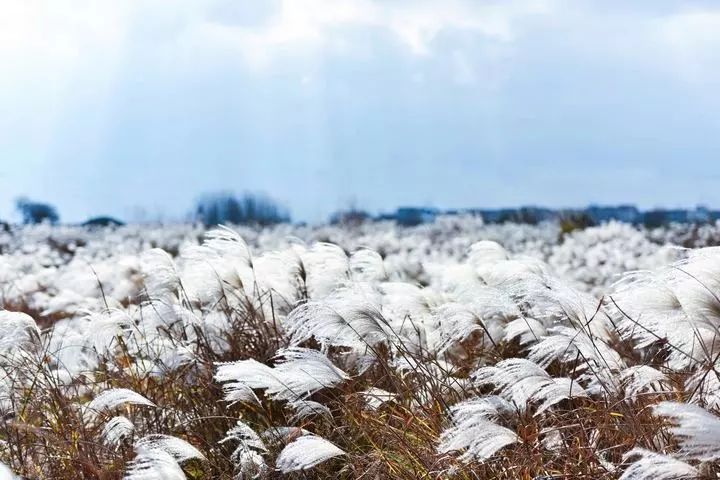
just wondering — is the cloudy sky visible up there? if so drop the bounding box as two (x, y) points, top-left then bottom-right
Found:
(1, 0), (720, 222)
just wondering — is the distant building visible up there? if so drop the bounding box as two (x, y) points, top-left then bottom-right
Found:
(375, 204), (720, 227)
(687, 206), (711, 223)
(585, 205), (640, 224)
(395, 207), (438, 226)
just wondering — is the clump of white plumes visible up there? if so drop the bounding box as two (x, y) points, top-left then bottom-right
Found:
(438, 396), (519, 463)
(473, 358), (587, 415)
(653, 402), (720, 462)
(611, 247), (720, 369)
(215, 347), (349, 403)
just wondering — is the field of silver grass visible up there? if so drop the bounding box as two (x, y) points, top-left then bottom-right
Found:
(2, 218), (720, 479)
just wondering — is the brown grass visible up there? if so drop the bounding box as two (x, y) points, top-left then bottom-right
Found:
(0, 288), (712, 480)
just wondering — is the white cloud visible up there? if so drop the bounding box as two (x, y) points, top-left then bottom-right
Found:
(654, 9), (720, 85)
(177, 0), (555, 68)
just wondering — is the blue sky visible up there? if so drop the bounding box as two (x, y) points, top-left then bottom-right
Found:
(1, 0), (720, 223)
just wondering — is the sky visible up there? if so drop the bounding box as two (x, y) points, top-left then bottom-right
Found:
(1, 0), (720, 223)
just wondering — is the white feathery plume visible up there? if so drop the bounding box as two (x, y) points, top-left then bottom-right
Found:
(215, 359), (279, 404)
(438, 396), (519, 463)
(610, 275), (708, 370)
(433, 303), (499, 356)
(216, 348), (348, 403)
(424, 262), (482, 300)
(287, 399), (333, 423)
(275, 435), (345, 473)
(0, 311), (40, 354)
(473, 358), (587, 414)
(177, 246), (230, 305)
(530, 377), (588, 415)
(670, 248), (720, 324)
(527, 326), (624, 393)
(221, 421), (266, 453)
(219, 421), (267, 478)
(140, 248), (180, 299)
(444, 395), (516, 424)
(124, 449), (186, 480)
(179, 227), (255, 306)
(685, 367), (720, 409)
(508, 275), (615, 341)
(300, 243), (350, 299)
(135, 434), (206, 463)
(203, 226), (253, 267)
(0, 462), (18, 480)
(377, 281), (436, 326)
(221, 380), (261, 406)
(478, 257), (550, 288)
(102, 415), (135, 447)
(125, 435), (205, 480)
(203, 226), (259, 298)
(283, 301), (388, 350)
(503, 317), (546, 346)
(456, 286), (521, 323)
(268, 347), (349, 401)
(654, 401), (720, 462)
(619, 365), (670, 399)
(131, 301), (202, 355)
(611, 248), (720, 368)
(233, 450), (265, 479)
(619, 448), (699, 480)
(467, 241), (509, 266)
(84, 309), (132, 356)
(349, 248), (387, 282)
(358, 388), (396, 410)
(87, 388), (156, 413)
(252, 248), (305, 311)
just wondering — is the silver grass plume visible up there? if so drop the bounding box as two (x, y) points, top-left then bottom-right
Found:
(654, 401), (720, 462)
(275, 435), (345, 473)
(215, 347), (349, 403)
(619, 448), (699, 480)
(438, 396), (519, 463)
(102, 415), (135, 447)
(0, 311), (40, 355)
(619, 365), (670, 399)
(219, 421), (267, 479)
(125, 434), (205, 480)
(473, 358), (587, 414)
(87, 388), (156, 416)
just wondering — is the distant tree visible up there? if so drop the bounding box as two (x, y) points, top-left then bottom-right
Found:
(559, 211), (596, 235)
(643, 210), (669, 229)
(15, 198), (59, 225)
(329, 209), (372, 226)
(82, 216), (125, 228)
(194, 192), (290, 227)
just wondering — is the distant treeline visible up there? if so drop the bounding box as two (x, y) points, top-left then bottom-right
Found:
(333, 205), (720, 228)
(9, 193), (291, 228)
(8, 195), (720, 229)
(194, 192), (290, 227)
